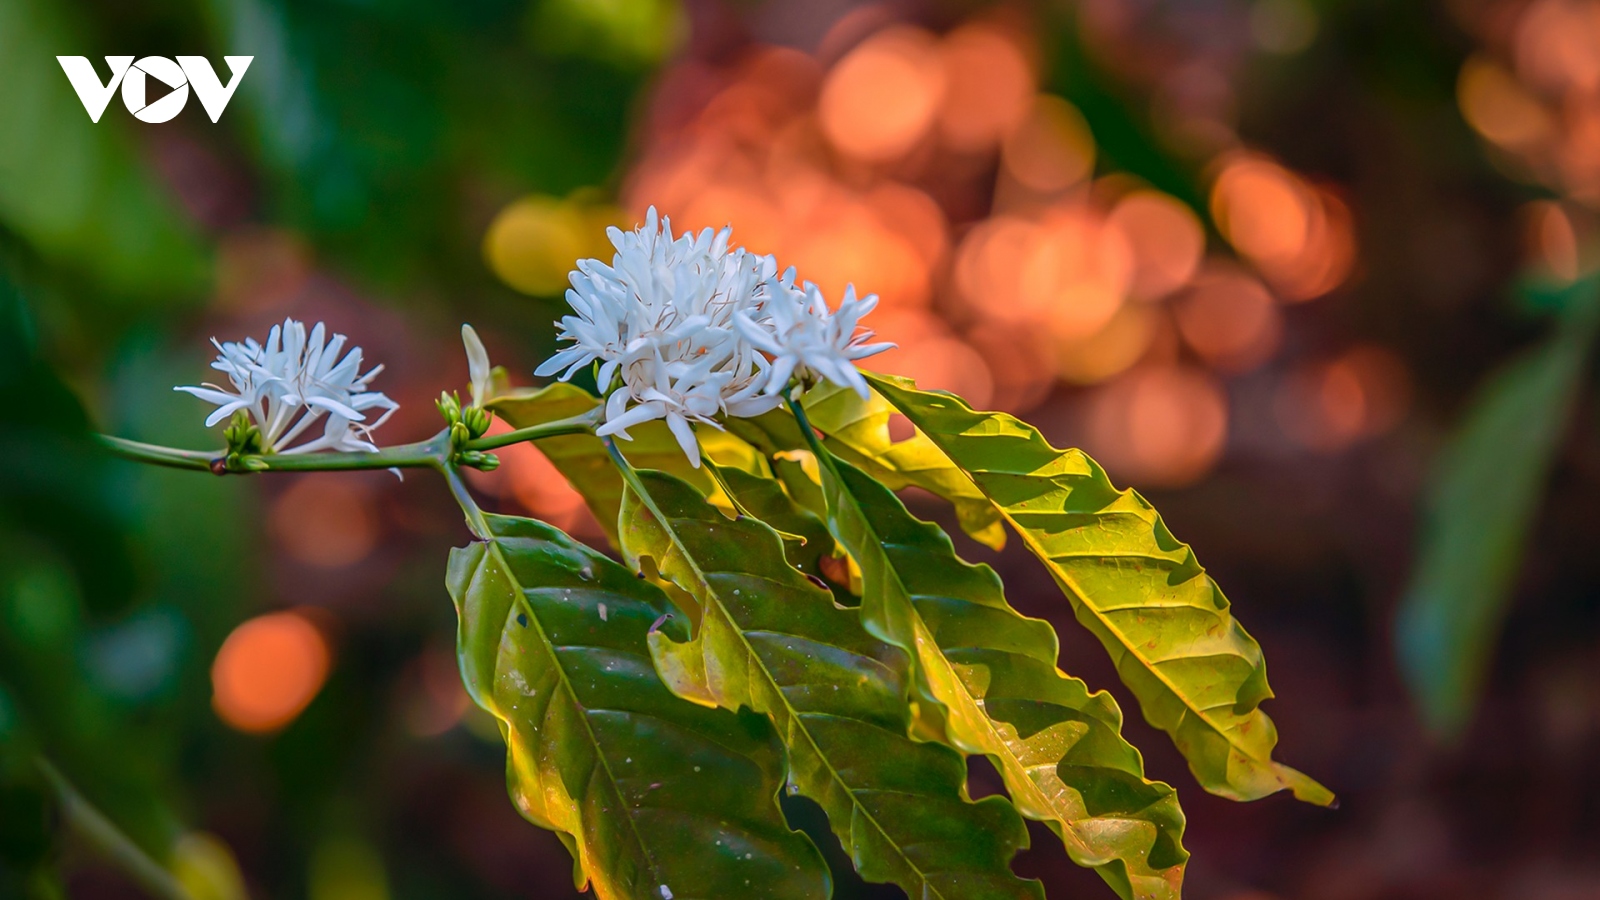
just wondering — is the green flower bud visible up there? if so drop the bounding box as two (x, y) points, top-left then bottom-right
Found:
(462, 406), (491, 439)
(436, 391), (462, 425)
(222, 410), (264, 457)
(463, 451), (500, 472)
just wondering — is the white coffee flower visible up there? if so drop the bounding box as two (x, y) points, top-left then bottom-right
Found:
(536, 207), (786, 466)
(534, 207), (894, 464)
(176, 318), (398, 454)
(736, 281), (894, 400)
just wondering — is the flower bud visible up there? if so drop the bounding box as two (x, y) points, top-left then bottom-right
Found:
(457, 450), (499, 471)
(223, 409), (264, 458)
(462, 406), (491, 439)
(436, 391), (462, 425)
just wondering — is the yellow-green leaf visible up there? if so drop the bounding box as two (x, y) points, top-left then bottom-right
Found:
(617, 469), (1043, 900)
(868, 375), (1333, 807)
(448, 513), (830, 900)
(730, 379), (1007, 549)
(808, 446), (1187, 900)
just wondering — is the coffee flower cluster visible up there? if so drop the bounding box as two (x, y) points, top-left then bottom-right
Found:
(176, 319), (398, 454)
(174, 212), (888, 468)
(535, 207), (892, 464)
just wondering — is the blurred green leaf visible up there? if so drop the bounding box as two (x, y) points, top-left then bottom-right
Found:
(448, 512), (830, 900)
(203, 0), (639, 287)
(1396, 279), (1600, 738)
(0, 264), (137, 613)
(618, 469), (1043, 900)
(528, 0), (685, 67)
(0, 0), (207, 297)
(809, 450), (1188, 900)
(869, 376), (1333, 807)
(1040, 13), (1204, 214)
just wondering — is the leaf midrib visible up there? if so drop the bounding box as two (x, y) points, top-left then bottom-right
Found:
(639, 496), (948, 900)
(480, 532), (669, 898)
(862, 378), (1295, 784)
(982, 468), (1284, 774)
(827, 472), (1104, 860)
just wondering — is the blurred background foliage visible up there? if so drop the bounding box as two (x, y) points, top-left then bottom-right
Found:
(2, 0), (1600, 898)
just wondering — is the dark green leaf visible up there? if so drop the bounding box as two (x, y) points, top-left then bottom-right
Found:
(869, 375), (1332, 807)
(448, 512), (829, 900)
(617, 470), (1043, 900)
(709, 463), (836, 579)
(1396, 286), (1600, 738)
(810, 447), (1187, 900)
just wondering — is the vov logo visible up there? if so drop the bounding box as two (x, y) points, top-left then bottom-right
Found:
(57, 56), (253, 123)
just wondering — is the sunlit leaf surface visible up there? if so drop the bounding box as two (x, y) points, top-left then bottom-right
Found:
(811, 450), (1188, 900)
(618, 470), (1043, 900)
(449, 513), (830, 900)
(870, 375), (1332, 806)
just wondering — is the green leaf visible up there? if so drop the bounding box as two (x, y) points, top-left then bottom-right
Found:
(809, 445), (1187, 900)
(616, 468), (1043, 900)
(1396, 287), (1600, 738)
(487, 383), (764, 545)
(869, 375), (1333, 807)
(448, 512), (830, 900)
(0, 0), (206, 297)
(709, 464), (836, 579)
(731, 379), (1007, 550)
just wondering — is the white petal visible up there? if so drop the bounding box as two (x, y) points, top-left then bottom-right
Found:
(664, 413), (701, 468)
(306, 395), (366, 421)
(462, 323), (491, 406)
(202, 399), (252, 427)
(596, 401), (666, 438)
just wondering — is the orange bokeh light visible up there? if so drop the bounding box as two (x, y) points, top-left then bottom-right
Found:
(937, 21), (1035, 152)
(1526, 199), (1581, 281)
(967, 321), (1058, 413)
(1275, 186), (1357, 301)
(819, 27), (946, 162)
(1002, 96), (1097, 193)
(212, 611), (331, 734)
(1275, 345), (1411, 452)
(1514, 0), (1600, 96)
(1022, 207), (1134, 339)
(1211, 154), (1354, 300)
(467, 420), (593, 534)
(865, 310), (996, 409)
(599, 12), (1370, 459)
(1107, 190), (1206, 301)
(1053, 303), (1158, 385)
(1458, 56), (1554, 151)
(270, 477), (378, 568)
(1087, 365), (1230, 487)
(1211, 154), (1311, 267)
(954, 215), (1039, 321)
(788, 203), (931, 311)
(401, 644), (471, 738)
(1173, 264), (1284, 372)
